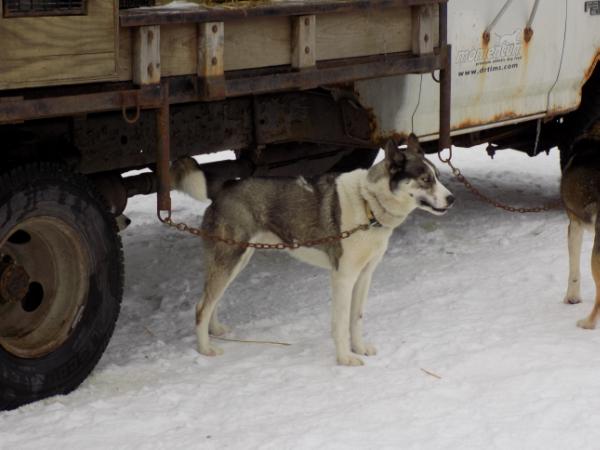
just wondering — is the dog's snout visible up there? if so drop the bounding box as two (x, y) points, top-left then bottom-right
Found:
(446, 195), (455, 206)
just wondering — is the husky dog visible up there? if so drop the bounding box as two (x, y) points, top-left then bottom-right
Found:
(561, 139), (600, 328)
(171, 134), (454, 365)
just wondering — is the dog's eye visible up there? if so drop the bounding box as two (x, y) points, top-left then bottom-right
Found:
(422, 175), (433, 184)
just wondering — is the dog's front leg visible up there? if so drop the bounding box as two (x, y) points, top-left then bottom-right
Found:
(351, 263), (377, 356)
(331, 271), (363, 366)
(578, 216), (600, 329)
(564, 218), (583, 304)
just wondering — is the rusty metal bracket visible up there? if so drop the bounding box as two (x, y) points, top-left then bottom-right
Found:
(121, 91), (141, 124)
(438, 1), (451, 154)
(155, 80), (172, 222)
(0, 96), (25, 124)
(0, 85), (162, 125)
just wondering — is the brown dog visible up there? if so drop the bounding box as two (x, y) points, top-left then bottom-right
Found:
(561, 139), (600, 328)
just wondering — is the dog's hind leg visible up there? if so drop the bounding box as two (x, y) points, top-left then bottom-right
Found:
(564, 216), (584, 304)
(578, 216), (600, 329)
(331, 270), (363, 366)
(197, 246), (252, 356)
(209, 248), (254, 337)
(350, 262), (378, 357)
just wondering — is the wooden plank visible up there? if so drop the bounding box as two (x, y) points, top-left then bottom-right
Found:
(0, 0), (115, 59)
(411, 5), (435, 55)
(292, 15), (316, 69)
(0, 53), (117, 90)
(198, 22), (224, 78)
(118, 27), (133, 80)
(118, 7), (421, 80)
(317, 8), (412, 60)
(161, 24), (197, 76)
(120, 0), (447, 27)
(198, 21), (225, 99)
(133, 25), (161, 85)
(225, 17), (291, 71)
(119, 25), (199, 80)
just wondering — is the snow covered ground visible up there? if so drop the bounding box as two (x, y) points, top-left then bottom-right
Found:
(3, 146), (600, 450)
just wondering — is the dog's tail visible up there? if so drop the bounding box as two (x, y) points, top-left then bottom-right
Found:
(170, 157), (208, 202)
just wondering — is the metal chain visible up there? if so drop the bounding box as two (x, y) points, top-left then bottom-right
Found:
(160, 216), (372, 250)
(160, 146), (560, 248)
(438, 149), (562, 213)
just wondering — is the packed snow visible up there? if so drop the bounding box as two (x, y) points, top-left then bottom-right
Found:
(4, 146), (600, 450)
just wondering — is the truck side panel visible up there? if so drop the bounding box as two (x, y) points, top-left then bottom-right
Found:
(548, 1), (600, 114)
(356, 0), (570, 141)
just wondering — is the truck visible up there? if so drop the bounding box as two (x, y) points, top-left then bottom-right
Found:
(0, 0), (598, 410)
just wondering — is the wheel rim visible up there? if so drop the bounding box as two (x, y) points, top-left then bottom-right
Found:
(0, 217), (90, 358)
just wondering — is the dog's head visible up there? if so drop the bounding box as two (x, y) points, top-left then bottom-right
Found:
(372, 134), (454, 215)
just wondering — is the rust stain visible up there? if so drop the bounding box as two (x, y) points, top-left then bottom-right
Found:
(363, 105), (380, 143)
(372, 131), (408, 146)
(455, 110), (519, 131)
(362, 93), (413, 145)
(516, 30), (529, 96)
(481, 34), (490, 62)
(547, 104), (578, 117)
(583, 49), (600, 83)
(521, 30), (529, 62)
(482, 31), (491, 46)
(474, 35), (490, 102)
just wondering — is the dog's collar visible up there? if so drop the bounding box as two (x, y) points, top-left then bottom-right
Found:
(364, 201), (382, 228)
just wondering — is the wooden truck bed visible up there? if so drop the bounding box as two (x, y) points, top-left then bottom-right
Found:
(0, 0), (449, 133)
(0, 0), (441, 91)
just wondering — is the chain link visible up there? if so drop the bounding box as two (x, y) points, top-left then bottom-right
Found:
(160, 217), (372, 250)
(438, 149), (562, 213)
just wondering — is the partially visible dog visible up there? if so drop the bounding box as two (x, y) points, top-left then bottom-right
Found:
(171, 135), (454, 365)
(561, 139), (600, 328)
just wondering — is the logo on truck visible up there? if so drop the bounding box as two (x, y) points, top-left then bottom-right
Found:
(456, 30), (522, 77)
(585, 1), (600, 15)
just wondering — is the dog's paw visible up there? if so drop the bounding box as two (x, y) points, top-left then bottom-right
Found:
(577, 318), (596, 330)
(209, 322), (230, 337)
(352, 343), (377, 356)
(337, 354), (364, 366)
(564, 296), (582, 305)
(115, 214), (132, 232)
(198, 345), (224, 356)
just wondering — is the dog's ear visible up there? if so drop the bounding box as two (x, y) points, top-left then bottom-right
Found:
(384, 139), (406, 169)
(406, 133), (424, 154)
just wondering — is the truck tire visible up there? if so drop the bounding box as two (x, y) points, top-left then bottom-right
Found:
(0, 163), (123, 410)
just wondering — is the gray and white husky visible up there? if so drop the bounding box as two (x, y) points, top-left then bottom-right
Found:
(171, 134), (454, 365)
